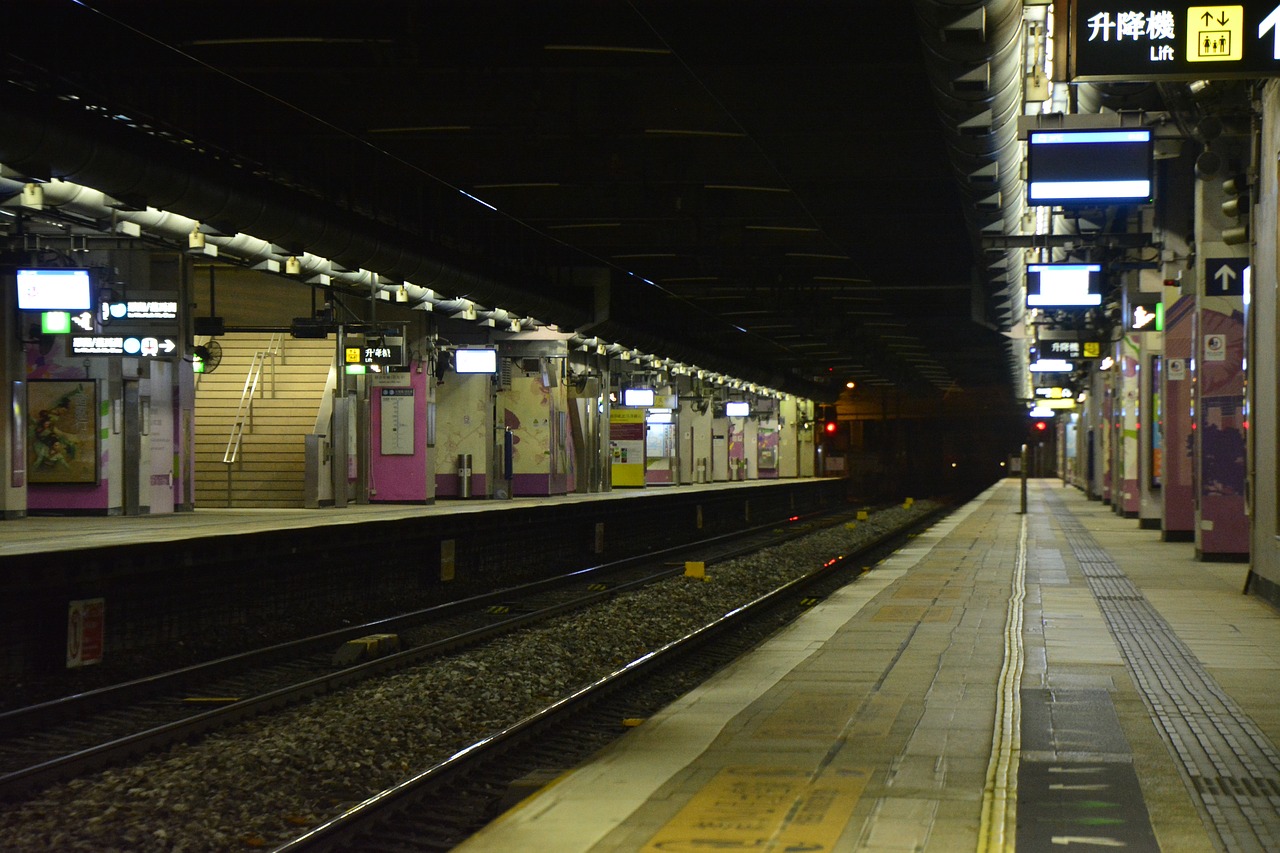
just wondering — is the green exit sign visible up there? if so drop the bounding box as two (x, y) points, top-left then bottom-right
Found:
(41, 311), (71, 334)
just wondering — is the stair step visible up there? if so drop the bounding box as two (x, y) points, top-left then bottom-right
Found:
(193, 332), (333, 508)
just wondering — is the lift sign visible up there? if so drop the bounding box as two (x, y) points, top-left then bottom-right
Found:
(345, 344), (404, 366)
(1072, 2), (1280, 79)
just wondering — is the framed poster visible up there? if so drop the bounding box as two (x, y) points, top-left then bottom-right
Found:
(28, 380), (98, 484)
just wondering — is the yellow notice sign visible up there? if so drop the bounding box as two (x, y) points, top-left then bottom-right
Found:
(1187, 6), (1243, 62)
(345, 347), (362, 364)
(641, 766), (868, 852)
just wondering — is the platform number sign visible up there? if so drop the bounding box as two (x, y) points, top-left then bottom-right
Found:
(67, 597), (105, 668)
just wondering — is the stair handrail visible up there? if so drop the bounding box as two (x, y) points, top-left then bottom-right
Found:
(223, 332), (285, 465)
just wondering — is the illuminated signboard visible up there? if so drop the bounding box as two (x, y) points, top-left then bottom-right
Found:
(72, 335), (179, 358)
(622, 387), (655, 407)
(454, 348), (497, 374)
(102, 296), (179, 322)
(1072, 2), (1280, 80)
(1026, 132), (1152, 207)
(345, 343), (405, 366)
(1127, 293), (1165, 331)
(1042, 339), (1105, 359)
(16, 268), (92, 311)
(1026, 263), (1106, 307)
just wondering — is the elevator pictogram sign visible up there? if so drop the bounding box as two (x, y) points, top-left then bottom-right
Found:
(1189, 6), (1244, 61)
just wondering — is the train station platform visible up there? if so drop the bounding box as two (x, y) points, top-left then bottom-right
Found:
(455, 478), (1280, 852)
(0, 477), (832, 560)
(0, 477), (849, 689)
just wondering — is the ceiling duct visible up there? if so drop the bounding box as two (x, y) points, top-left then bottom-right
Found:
(913, 0), (1024, 383)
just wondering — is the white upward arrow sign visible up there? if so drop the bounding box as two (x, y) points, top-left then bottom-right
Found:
(1215, 264), (1238, 289)
(1260, 5), (1280, 59)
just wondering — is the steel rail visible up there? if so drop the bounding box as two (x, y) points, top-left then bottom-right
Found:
(271, 510), (941, 852)
(0, 504), (868, 797)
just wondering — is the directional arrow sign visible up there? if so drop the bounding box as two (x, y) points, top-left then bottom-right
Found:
(1206, 256), (1247, 295)
(72, 335), (181, 358)
(1262, 3), (1280, 58)
(1051, 837), (1127, 848)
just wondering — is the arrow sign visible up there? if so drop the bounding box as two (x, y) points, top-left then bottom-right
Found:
(1262, 5), (1280, 59)
(72, 311), (94, 331)
(159, 338), (176, 353)
(1051, 838), (1126, 848)
(1214, 263), (1237, 289)
(1206, 257), (1247, 296)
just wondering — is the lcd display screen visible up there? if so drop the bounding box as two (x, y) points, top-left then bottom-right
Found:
(622, 387), (655, 407)
(725, 401), (750, 417)
(1026, 129), (1153, 207)
(16, 268), (92, 311)
(1026, 263), (1104, 308)
(454, 348), (497, 374)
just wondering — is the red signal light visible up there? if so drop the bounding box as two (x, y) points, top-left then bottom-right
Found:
(1033, 421), (1048, 431)
(824, 420), (838, 434)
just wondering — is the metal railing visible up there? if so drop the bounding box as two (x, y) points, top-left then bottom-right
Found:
(223, 332), (284, 468)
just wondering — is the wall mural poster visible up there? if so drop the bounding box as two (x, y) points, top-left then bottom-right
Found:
(27, 380), (98, 484)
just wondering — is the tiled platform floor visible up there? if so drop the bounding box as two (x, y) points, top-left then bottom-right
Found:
(454, 479), (1280, 852)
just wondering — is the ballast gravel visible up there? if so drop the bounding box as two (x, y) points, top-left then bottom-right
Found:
(0, 502), (937, 852)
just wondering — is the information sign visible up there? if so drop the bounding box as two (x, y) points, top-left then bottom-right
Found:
(67, 597), (105, 668)
(1042, 339), (1104, 359)
(1204, 257), (1248, 295)
(345, 343), (405, 366)
(102, 295), (180, 322)
(72, 335), (179, 358)
(1127, 293), (1165, 331)
(1072, 2), (1280, 79)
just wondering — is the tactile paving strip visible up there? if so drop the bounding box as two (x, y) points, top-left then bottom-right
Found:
(1048, 494), (1280, 852)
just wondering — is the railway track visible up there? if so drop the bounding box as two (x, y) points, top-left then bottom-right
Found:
(0, 503), (883, 801)
(272, 504), (940, 852)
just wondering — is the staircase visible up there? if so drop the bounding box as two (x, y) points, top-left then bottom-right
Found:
(194, 333), (334, 507)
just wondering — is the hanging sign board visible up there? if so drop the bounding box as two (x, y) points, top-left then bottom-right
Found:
(1072, 2), (1280, 80)
(72, 335), (179, 358)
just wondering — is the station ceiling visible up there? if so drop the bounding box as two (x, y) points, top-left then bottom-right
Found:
(3, 0), (1021, 402)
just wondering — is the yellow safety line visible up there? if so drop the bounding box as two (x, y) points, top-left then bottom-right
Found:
(977, 510), (1026, 852)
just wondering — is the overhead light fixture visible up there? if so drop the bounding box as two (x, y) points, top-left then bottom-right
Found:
(644, 128), (745, 138)
(187, 225), (217, 257)
(472, 182), (561, 189)
(20, 182), (44, 209)
(544, 44), (670, 55)
(1029, 358), (1073, 372)
(547, 222), (621, 229)
(367, 125), (471, 134)
(705, 184), (790, 193)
